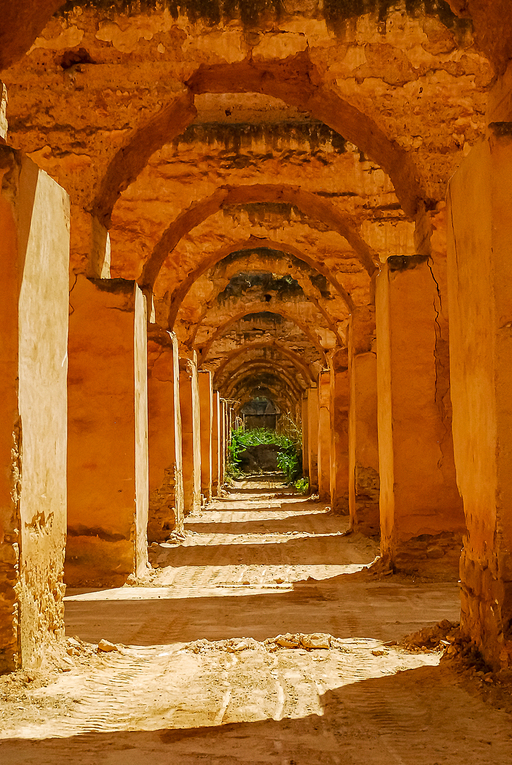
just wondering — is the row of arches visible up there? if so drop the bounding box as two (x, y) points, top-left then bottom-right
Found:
(1, 0), (512, 680)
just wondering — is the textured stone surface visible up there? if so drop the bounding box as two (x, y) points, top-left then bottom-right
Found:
(0, 0), (63, 71)
(0, 147), (69, 672)
(376, 258), (465, 562)
(1, 0), (511, 676)
(349, 352), (379, 534)
(447, 129), (512, 669)
(67, 277), (149, 587)
(148, 330), (184, 541)
(1, 3), (490, 288)
(179, 356), (202, 515)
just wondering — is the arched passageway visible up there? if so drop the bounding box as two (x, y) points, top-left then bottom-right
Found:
(2, 2), (512, 762)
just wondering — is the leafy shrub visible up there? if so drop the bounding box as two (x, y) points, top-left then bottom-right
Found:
(294, 477), (310, 495)
(227, 427), (302, 483)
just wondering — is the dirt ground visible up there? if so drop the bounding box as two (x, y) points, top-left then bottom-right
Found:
(1, 479), (512, 764)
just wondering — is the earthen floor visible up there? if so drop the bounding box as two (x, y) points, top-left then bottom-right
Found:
(1, 480), (512, 764)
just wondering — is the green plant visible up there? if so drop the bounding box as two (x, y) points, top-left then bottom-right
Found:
(276, 445), (300, 482)
(227, 427), (303, 483)
(294, 477), (310, 495)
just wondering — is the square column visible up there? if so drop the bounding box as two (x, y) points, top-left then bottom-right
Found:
(198, 371), (213, 503)
(67, 276), (149, 587)
(219, 398), (228, 486)
(147, 329), (184, 542)
(447, 124), (512, 668)
(0, 82), (7, 140)
(330, 362), (350, 514)
(179, 355), (202, 515)
(318, 371), (332, 502)
(307, 385), (319, 492)
(349, 352), (379, 534)
(0, 148), (69, 672)
(301, 393), (309, 482)
(212, 391), (221, 496)
(376, 257), (464, 570)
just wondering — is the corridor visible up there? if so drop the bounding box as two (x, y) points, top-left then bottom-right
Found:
(2, 485), (511, 764)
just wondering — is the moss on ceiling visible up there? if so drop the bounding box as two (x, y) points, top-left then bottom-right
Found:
(242, 311), (284, 323)
(175, 122), (347, 154)
(217, 272), (304, 303)
(57, 0), (470, 32)
(223, 248), (290, 266)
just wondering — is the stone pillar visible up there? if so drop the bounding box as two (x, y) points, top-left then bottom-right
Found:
(0, 82), (7, 140)
(212, 391), (221, 496)
(330, 361), (350, 514)
(447, 120), (512, 668)
(301, 393), (309, 482)
(375, 257), (464, 571)
(198, 370), (213, 503)
(67, 276), (149, 587)
(69, 207), (111, 278)
(147, 329), (184, 542)
(179, 355), (202, 515)
(0, 148), (69, 672)
(318, 371), (332, 502)
(307, 385), (319, 492)
(220, 398), (227, 485)
(349, 352), (380, 534)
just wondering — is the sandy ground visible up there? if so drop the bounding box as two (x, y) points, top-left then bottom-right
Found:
(1, 479), (512, 764)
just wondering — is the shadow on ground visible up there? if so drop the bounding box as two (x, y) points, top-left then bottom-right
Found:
(65, 572), (460, 646)
(152, 535), (370, 567)
(1, 664), (511, 765)
(184, 514), (348, 536)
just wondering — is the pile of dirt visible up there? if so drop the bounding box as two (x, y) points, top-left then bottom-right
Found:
(186, 633), (354, 655)
(401, 619), (460, 652)
(402, 620), (499, 679)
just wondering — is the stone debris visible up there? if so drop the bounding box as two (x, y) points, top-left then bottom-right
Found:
(97, 639), (119, 653)
(60, 655), (75, 672)
(270, 633), (331, 650)
(187, 638), (261, 654)
(401, 619), (459, 652)
(274, 633), (301, 648)
(165, 530), (187, 545)
(65, 636), (98, 659)
(186, 633), (338, 654)
(301, 633), (331, 649)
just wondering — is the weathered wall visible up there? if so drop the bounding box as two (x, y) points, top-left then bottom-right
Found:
(67, 276), (148, 586)
(0, 149), (20, 673)
(447, 0), (512, 75)
(447, 123), (512, 668)
(0, 147), (69, 672)
(376, 257), (465, 571)
(147, 330), (184, 541)
(0, 0), (63, 72)
(0, 2), (489, 321)
(349, 351), (379, 534)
